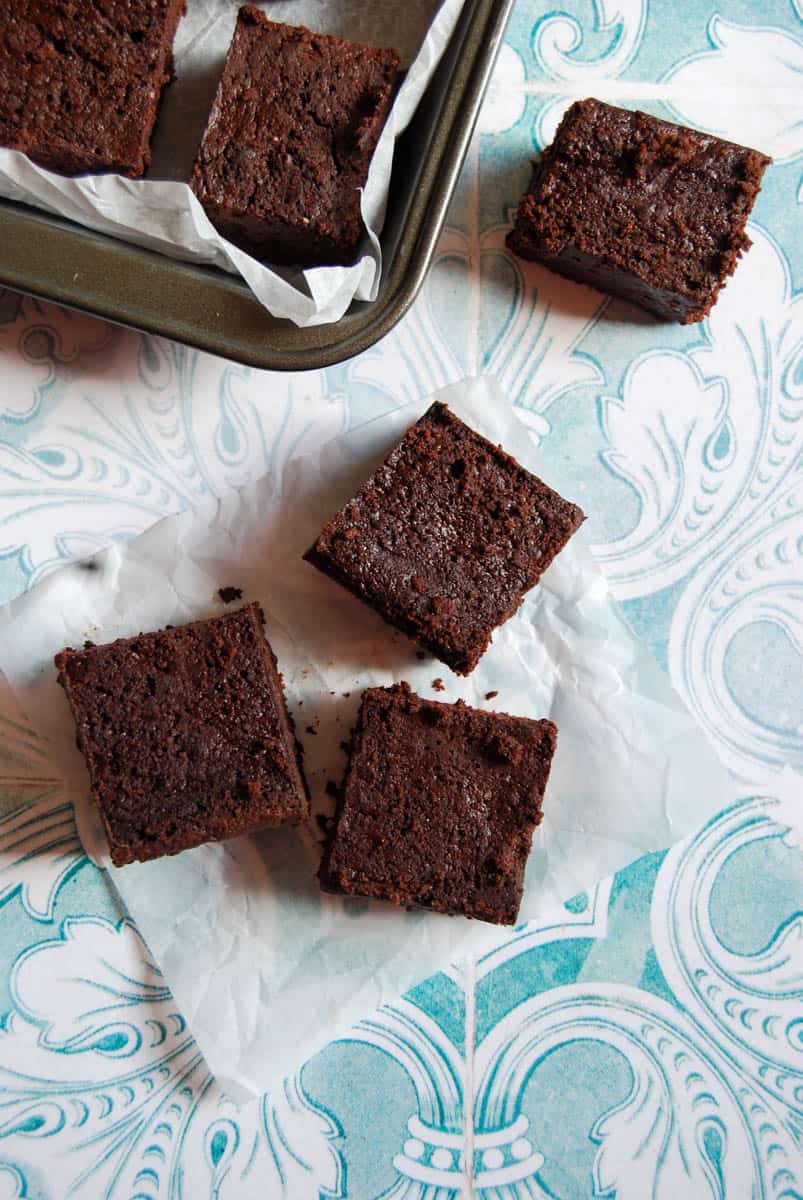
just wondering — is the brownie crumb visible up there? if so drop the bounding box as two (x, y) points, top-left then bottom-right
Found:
(486, 732), (525, 766)
(218, 586), (243, 604)
(305, 725), (318, 736)
(324, 780), (340, 800)
(485, 690), (499, 701)
(432, 678), (445, 692)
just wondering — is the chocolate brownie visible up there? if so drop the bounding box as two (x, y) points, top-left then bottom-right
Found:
(507, 98), (771, 323)
(0, 0), (186, 177)
(320, 684), (557, 925)
(55, 603), (308, 866)
(190, 8), (400, 266)
(304, 402), (584, 674)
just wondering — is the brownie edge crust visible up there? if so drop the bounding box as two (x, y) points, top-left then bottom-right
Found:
(55, 603), (308, 866)
(320, 683), (558, 925)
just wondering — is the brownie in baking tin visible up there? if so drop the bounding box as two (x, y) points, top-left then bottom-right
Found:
(0, 0), (186, 176)
(191, 6), (400, 266)
(507, 98), (771, 323)
(55, 602), (308, 866)
(305, 401), (584, 674)
(320, 683), (558, 925)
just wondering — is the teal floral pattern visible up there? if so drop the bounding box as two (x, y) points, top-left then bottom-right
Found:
(1, 1), (802, 1194)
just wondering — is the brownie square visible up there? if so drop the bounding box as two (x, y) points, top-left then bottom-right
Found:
(320, 684), (557, 925)
(190, 7), (400, 267)
(55, 603), (308, 866)
(0, 0), (186, 177)
(507, 98), (771, 323)
(304, 402), (584, 674)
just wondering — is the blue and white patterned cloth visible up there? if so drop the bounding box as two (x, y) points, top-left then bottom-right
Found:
(0, 2), (801, 1196)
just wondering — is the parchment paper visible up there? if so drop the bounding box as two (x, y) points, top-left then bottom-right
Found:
(0, 0), (465, 326)
(0, 377), (738, 1100)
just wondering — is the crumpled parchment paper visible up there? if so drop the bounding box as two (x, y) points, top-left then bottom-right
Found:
(0, 376), (738, 1100)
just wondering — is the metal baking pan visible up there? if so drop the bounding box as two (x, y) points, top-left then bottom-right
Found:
(0, 0), (513, 371)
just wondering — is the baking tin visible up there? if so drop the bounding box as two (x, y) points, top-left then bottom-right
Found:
(0, 0), (514, 371)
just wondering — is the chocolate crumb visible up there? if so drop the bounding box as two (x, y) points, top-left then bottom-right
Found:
(487, 732), (524, 765)
(432, 678), (445, 692)
(218, 586), (243, 604)
(485, 690), (499, 700)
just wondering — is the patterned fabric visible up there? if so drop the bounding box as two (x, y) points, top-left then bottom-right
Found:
(0, 2), (801, 1195)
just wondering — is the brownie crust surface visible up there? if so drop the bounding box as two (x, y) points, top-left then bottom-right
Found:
(55, 602), (308, 866)
(321, 683), (558, 925)
(0, 0), (186, 177)
(191, 7), (399, 266)
(507, 98), (771, 323)
(305, 402), (584, 674)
